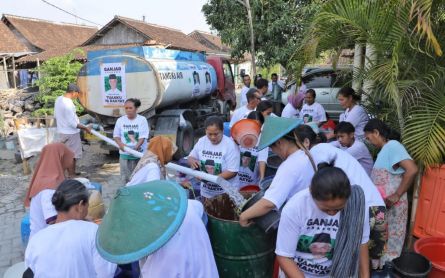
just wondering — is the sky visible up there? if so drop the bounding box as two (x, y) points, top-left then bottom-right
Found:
(1, 0), (212, 34)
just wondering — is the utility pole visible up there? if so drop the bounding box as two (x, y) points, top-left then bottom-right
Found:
(237, 0), (256, 78)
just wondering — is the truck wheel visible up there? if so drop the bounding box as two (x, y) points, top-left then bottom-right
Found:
(174, 121), (194, 160)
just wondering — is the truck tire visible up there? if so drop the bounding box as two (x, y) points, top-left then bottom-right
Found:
(174, 121), (194, 160)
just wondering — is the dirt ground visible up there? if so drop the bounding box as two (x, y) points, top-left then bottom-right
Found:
(0, 141), (123, 276)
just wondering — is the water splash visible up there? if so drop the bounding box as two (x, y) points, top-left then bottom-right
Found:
(217, 178), (246, 209)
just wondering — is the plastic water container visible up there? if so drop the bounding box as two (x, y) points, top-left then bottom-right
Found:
(21, 212), (30, 249)
(223, 122), (231, 137)
(90, 182), (103, 194)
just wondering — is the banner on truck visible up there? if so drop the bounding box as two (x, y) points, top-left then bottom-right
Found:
(101, 63), (126, 106)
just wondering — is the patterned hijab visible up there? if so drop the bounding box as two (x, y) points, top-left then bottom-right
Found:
(24, 143), (74, 206)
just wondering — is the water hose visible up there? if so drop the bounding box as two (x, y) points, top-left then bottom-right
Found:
(90, 129), (143, 158)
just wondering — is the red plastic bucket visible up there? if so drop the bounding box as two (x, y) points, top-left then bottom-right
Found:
(414, 237), (445, 277)
(239, 185), (260, 193)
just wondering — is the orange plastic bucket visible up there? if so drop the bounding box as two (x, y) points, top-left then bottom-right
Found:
(414, 237), (445, 277)
(231, 119), (261, 148)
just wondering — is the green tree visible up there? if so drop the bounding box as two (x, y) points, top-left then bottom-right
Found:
(202, 0), (324, 68)
(34, 49), (84, 116)
(293, 0), (445, 166)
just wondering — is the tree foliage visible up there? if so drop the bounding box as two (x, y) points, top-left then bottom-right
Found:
(293, 0), (445, 166)
(34, 49), (84, 116)
(202, 0), (324, 68)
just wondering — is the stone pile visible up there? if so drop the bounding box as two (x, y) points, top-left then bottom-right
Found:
(0, 89), (41, 136)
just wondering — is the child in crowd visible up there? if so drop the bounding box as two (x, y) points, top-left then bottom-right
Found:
(331, 121), (374, 176)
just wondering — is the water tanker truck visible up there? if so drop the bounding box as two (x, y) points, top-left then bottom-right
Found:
(77, 46), (236, 157)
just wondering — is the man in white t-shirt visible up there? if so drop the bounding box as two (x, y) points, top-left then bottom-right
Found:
(267, 73), (285, 94)
(331, 121), (374, 176)
(240, 74), (251, 106)
(299, 89), (327, 125)
(229, 89), (261, 128)
(54, 83), (91, 175)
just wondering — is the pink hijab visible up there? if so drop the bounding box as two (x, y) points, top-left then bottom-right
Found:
(24, 143), (74, 206)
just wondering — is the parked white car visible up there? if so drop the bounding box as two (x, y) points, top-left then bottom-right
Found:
(282, 66), (353, 120)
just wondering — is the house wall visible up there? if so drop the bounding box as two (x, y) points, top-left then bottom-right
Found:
(91, 23), (147, 45)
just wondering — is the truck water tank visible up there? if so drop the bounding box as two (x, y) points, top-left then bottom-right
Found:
(77, 46), (218, 119)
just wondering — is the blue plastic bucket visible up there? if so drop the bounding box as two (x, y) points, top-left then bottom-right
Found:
(21, 212), (30, 249)
(223, 122), (231, 137)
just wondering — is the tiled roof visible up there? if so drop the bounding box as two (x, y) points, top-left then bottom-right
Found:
(0, 21), (30, 54)
(188, 30), (231, 53)
(2, 14), (97, 51)
(16, 43), (147, 63)
(83, 16), (208, 52)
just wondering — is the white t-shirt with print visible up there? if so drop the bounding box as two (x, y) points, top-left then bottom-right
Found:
(25, 220), (117, 278)
(189, 135), (240, 198)
(276, 189), (370, 278)
(299, 102), (327, 123)
(229, 105), (254, 128)
(113, 114), (149, 159)
(236, 146), (268, 188)
(331, 140), (374, 176)
(310, 143), (384, 208)
(263, 150), (314, 208)
(339, 105), (369, 140)
(29, 189), (57, 238)
(281, 103), (300, 119)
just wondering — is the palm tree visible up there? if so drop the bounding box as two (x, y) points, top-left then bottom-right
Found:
(292, 0), (445, 166)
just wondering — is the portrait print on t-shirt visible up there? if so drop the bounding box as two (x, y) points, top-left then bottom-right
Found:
(302, 113), (313, 123)
(238, 151), (257, 184)
(295, 218), (339, 275)
(124, 130), (139, 148)
(199, 150), (223, 194)
(201, 159), (222, 176)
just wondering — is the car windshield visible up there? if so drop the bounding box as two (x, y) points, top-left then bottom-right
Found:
(302, 69), (351, 88)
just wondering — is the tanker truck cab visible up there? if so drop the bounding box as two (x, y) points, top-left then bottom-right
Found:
(77, 46), (236, 158)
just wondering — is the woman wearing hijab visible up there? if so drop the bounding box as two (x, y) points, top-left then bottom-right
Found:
(24, 143), (75, 238)
(281, 93), (304, 119)
(126, 136), (178, 186)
